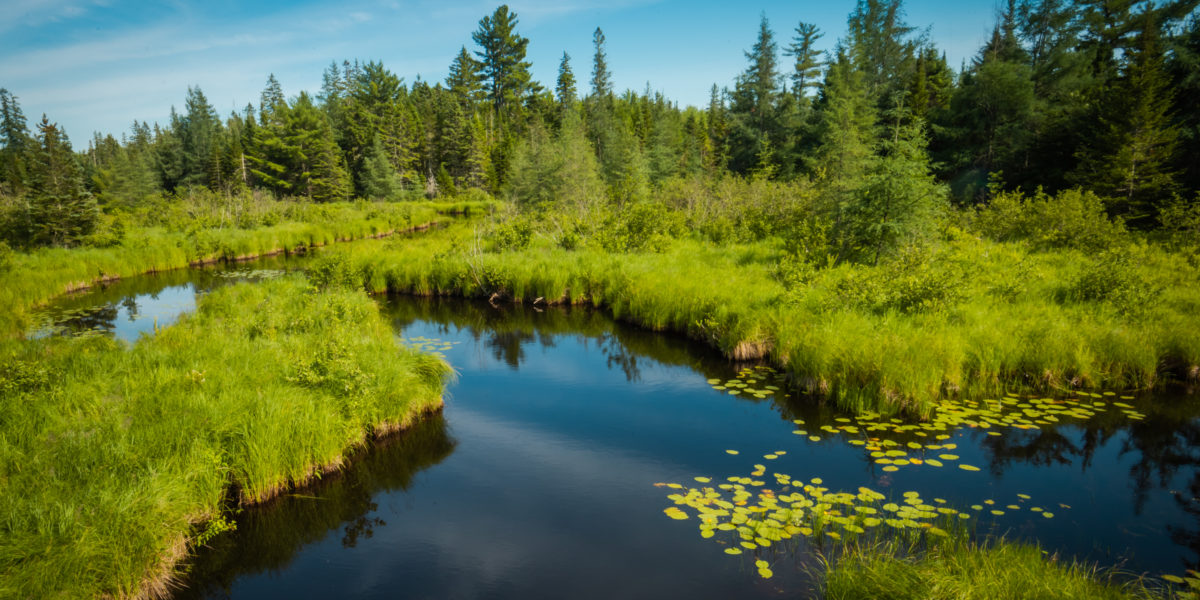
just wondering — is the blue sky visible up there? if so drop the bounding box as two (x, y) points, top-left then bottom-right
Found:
(0, 0), (1001, 145)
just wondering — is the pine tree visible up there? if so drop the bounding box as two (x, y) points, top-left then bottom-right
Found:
(1166, 14), (1200, 194)
(447, 46), (484, 106)
(706, 84), (729, 171)
(846, 0), (917, 106)
(591, 27), (613, 98)
(0, 88), (31, 195)
(728, 15), (785, 175)
(556, 52), (578, 106)
(154, 112), (186, 191)
(308, 120), (352, 203)
(1072, 10), (1180, 226)
(472, 5), (533, 114)
(785, 22), (825, 102)
(812, 51), (878, 260)
(941, 10), (1037, 200)
(855, 119), (945, 263)
(260, 74), (285, 121)
(359, 136), (402, 199)
(27, 116), (98, 247)
(179, 86), (221, 188)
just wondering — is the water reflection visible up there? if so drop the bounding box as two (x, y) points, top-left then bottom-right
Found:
(30, 257), (300, 342)
(177, 415), (455, 599)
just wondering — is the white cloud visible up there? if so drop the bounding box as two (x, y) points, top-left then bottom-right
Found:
(0, 0), (109, 33)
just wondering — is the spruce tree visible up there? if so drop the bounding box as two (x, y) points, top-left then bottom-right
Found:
(556, 52), (578, 106)
(855, 119), (945, 263)
(591, 28), (613, 98)
(180, 86), (221, 188)
(728, 15), (785, 175)
(1167, 14), (1200, 194)
(1072, 10), (1180, 226)
(446, 46), (484, 106)
(260, 74), (285, 121)
(812, 51), (878, 260)
(154, 113), (186, 191)
(27, 116), (98, 247)
(0, 88), (31, 195)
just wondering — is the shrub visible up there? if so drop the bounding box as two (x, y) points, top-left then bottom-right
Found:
(593, 201), (684, 253)
(1060, 249), (1162, 316)
(972, 188), (1127, 251)
(488, 215), (535, 252)
(308, 252), (364, 291)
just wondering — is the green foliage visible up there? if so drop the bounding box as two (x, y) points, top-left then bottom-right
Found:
(1060, 249), (1163, 316)
(1158, 195), (1200, 251)
(308, 252), (365, 291)
(487, 212), (534, 251)
(971, 188), (1127, 251)
(823, 247), (966, 315)
(835, 120), (946, 264)
(25, 116), (98, 247)
(0, 277), (451, 598)
(593, 201), (685, 253)
(505, 113), (604, 214)
(472, 5), (534, 113)
(0, 354), (52, 395)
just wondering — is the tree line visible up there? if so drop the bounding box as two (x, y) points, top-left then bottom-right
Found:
(0, 0), (1197, 248)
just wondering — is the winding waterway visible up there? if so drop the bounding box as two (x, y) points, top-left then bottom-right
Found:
(32, 259), (1200, 598)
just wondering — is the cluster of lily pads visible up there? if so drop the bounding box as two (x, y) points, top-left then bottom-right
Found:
(217, 268), (286, 280)
(657, 375), (1159, 581)
(656, 456), (1064, 579)
(397, 336), (458, 359)
(788, 392), (1146, 473)
(706, 365), (785, 399)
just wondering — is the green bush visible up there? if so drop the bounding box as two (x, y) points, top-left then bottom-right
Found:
(1060, 250), (1162, 316)
(593, 201), (685, 253)
(488, 215), (535, 251)
(972, 188), (1127, 251)
(308, 252), (365, 291)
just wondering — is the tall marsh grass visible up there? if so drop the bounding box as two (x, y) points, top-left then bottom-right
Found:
(0, 198), (493, 334)
(317, 220), (1200, 415)
(822, 540), (1165, 600)
(0, 276), (451, 598)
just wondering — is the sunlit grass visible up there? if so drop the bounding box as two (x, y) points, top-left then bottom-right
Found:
(319, 221), (1200, 415)
(0, 276), (452, 598)
(0, 199), (492, 334)
(822, 539), (1166, 600)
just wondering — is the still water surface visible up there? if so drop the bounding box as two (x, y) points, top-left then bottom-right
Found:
(34, 265), (1200, 598)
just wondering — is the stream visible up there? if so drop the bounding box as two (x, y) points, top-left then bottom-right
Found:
(31, 257), (1200, 598)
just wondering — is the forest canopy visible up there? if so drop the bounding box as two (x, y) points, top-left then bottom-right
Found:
(0, 0), (1198, 251)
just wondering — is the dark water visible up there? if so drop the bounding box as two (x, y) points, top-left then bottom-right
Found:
(35, 267), (1200, 597)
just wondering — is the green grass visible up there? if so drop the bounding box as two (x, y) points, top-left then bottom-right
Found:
(314, 220), (1200, 415)
(0, 198), (493, 335)
(823, 540), (1167, 600)
(0, 276), (452, 598)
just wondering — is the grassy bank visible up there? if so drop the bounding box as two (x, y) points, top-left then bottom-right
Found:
(312, 216), (1200, 415)
(822, 540), (1166, 600)
(0, 197), (493, 334)
(0, 276), (451, 598)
